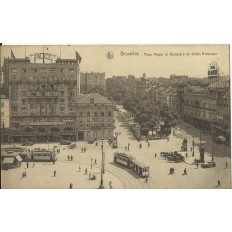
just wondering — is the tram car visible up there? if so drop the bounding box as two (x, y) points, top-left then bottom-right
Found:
(113, 152), (150, 177)
(29, 150), (57, 162)
(113, 152), (135, 168)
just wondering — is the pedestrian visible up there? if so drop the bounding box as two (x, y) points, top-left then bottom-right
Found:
(155, 153), (157, 158)
(79, 165), (81, 172)
(24, 171), (27, 177)
(226, 162), (228, 169)
(22, 172), (24, 178)
(33, 163), (35, 168)
(148, 142), (150, 148)
(27, 161), (29, 168)
(94, 159), (97, 165)
(169, 168), (172, 175)
(139, 143), (142, 149)
(217, 180), (221, 188)
(89, 172), (91, 180)
(145, 174), (148, 183)
(85, 168), (88, 175)
(69, 183), (73, 189)
(81, 148), (83, 152)
(68, 155), (70, 161)
(196, 163), (199, 169)
(54, 170), (56, 177)
(183, 168), (187, 175)
(125, 146), (127, 151)
(84, 148), (86, 152)
(185, 153), (188, 159)
(172, 168), (175, 174)
(109, 181), (112, 188)
(53, 160), (55, 165)
(71, 155), (73, 161)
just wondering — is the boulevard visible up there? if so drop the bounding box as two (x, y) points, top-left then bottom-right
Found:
(1, 107), (231, 189)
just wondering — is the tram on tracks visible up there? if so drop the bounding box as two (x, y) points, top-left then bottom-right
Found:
(30, 150), (57, 162)
(113, 152), (149, 177)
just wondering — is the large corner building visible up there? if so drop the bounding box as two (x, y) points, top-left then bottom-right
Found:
(3, 53), (80, 142)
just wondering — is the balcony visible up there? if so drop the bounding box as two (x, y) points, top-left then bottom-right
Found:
(19, 121), (67, 126)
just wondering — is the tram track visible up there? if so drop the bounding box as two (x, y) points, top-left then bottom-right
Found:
(57, 159), (145, 189)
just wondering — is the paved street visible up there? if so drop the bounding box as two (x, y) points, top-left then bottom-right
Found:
(1, 109), (231, 189)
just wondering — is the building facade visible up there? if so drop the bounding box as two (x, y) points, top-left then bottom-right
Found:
(3, 53), (80, 142)
(1, 96), (9, 129)
(76, 93), (114, 141)
(80, 72), (106, 93)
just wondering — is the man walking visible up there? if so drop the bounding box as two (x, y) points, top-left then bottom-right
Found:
(85, 168), (88, 175)
(54, 170), (56, 177)
(183, 168), (187, 175)
(94, 159), (97, 165)
(226, 162), (228, 169)
(217, 180), (221, 188)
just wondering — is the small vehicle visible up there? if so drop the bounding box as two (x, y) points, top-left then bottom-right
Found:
(68, 143), (76, 149)
(88, 138), (95, 144)
(147, 134), (161, 140)
(201, 161), (216, 168)
(21, 141), (34, 146)
(60, 140), (71, 145)
(213, 136), (226, 144)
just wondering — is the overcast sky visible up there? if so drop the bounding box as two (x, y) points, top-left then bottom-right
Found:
(1, 45), (230, 78)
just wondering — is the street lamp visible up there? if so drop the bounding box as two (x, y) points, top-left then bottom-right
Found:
(211, 134), (214, 162)
(99, 141), (105, 189)
(192, 136), (195, 157)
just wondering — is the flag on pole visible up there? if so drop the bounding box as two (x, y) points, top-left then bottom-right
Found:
(76, 51), (82, 64)
(11, 50), (15, 59)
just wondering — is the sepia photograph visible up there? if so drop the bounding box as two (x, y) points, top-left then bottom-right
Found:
(0, 45), (230, 189)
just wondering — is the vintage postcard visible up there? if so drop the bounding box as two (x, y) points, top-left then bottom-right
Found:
(0, 45), (230, 189)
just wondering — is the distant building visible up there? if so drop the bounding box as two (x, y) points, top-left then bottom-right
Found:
(80, 72), (105, 93)
(182, 62), (230, 138)
(76, 93), (114, 140)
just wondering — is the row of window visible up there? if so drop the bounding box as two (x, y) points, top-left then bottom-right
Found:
(11, 75), (76, 81)
(79, 122), (112, 127)
(12, 117), (74, 123)
(12, 107), (74, 113)
(79, 111), (112, 117)
(11, 68), (76, 74)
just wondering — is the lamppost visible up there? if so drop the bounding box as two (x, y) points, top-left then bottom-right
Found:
(211, 134), (214, 162)
(192, 136), (195, 156)
(99, 141), (105, 189)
